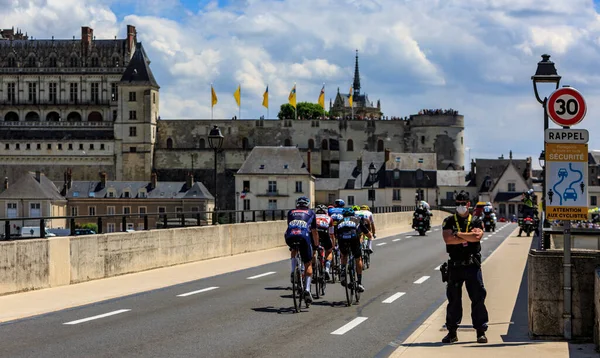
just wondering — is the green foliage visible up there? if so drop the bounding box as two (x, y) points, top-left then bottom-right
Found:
(76, 223), (98, 233)
(277, 102), (328, 119)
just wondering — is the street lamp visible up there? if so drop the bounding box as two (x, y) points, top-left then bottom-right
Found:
(208, 125), (224, 223)
(532, 54), (561, 246)
(368, 162), (376, 212)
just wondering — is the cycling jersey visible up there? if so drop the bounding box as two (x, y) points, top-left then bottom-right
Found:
(355, 210), (373, 232)
(328, 207), (344, 225)
(285, 209), (317, 240)
(316, 214), (335, 235)
(335, 216), (369, 240)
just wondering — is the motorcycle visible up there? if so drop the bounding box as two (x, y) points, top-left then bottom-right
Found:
(520, 216), (534, 237)
(482, 212), (495, 232)
(412, 213), (429, 236)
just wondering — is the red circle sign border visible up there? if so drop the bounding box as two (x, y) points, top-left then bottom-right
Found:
(546, 87), (587, 127)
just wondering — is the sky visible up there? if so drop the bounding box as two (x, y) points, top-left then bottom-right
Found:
(3, 0), (600, 168)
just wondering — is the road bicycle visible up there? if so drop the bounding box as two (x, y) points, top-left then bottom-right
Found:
(361, 238), (370, 270)
(312, 245), (326, 298)
(331, 245), (340, 283)
(290, 242), (308, 312)
(342, 242), (361, 306)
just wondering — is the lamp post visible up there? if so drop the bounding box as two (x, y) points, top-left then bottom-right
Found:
(368, 162), (376, 212)
(208, 125), (224, 224)
(531, 54), (561, 244)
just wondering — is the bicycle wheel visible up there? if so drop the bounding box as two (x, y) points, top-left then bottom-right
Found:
(344, 263), (352, 307)
(292, 262), (301, 313)
(331, 251), (338, 283)
(320, 256), (327, 296)
(353, 262), (361, 303)
(313, 259), (320, 299)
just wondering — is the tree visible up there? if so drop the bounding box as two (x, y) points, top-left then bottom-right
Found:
(277, 102), (328, 119)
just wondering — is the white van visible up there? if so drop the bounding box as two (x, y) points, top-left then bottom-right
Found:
(19, 226), (57, 238)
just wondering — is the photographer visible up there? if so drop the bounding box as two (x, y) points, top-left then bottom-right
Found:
(440, 191), (489, 344)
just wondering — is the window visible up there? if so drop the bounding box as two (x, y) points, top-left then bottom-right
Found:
(393, 189), (401, 201)
(377, 139), (384, 152)
(199, 138), (206, 149)
(485, 179), (492, 188)
(68, 143), (73, 150)
(421, 136), (425, 145)
(112, 110), (117, 121)
(69, 83), (78, 102)
(28, 82), (37, 102)
(79, 144), (84, 150)
(100, 144), (105, 150)
(242, 180), (250, 192)
(5, 143), (9, 150)
(58, 144), (62, 150)
(191, 207), (199, 212)
(268, 199), (277, 210)
(7, 57), (15, 67)
(107, 223), (116, 233)
(90, 57), (99, 67)
(91, 83), (99, 102)
(308, 139), (315, 150)
(27, 56), (35, 67)
(268, 181), (277, 193)
(15, 143), (20, 150)
(130, 147), (137, 153)
(48, 82), (57, 102)
(138, 190), (147, 198)
(107, 206), (115, 215)
(123, 207), (131, 214)
(71, 207), (78, 216)
(6, 203), (17, 218)
(347, 196), (355, 206)
(139, 207), (147, 214)
(124, 191), (131, 198)
(368, 189), (376, 201)
(129, 110), (137, 120)
(26, 143), (31, 150)
(30, 203), (41, 217)
(36, 143), (41, 150)
(508, 183), (516, 192)
(176, 207), (183, 218)
(88, 207), (96, 216)
(243, 199), (250, 210)
(70, 56), (78, 67)
(89, 144), (94, 150)
(508, 204), (515, 216)
(107, 190), (115, 198)
(499, 204), (506, 217)
(166, 138), (173, 149)
(111, 83), (118, 101)
(347, 139), (354, 152)
(47, 144), (51, 150)
(321, 139), (328, 150)
(295, 181), (303, 193)
(7, 83), (15, 102)
(153, 93), (156, 104)
(129, 91), (136, 102)
(592, 196), (597, 206)
(284, 138), (291, 146)
(49, 57), (57, 67)
(129, 127), (137, 137)
(158, 207), (166, 213)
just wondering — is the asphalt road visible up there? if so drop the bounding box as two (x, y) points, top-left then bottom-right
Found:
(0, 223), (517, 358)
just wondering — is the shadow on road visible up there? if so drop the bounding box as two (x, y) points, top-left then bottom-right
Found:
(264, 286), (289, 291)
(251, 306), (296, 314)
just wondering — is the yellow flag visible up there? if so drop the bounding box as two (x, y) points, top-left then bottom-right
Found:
(211, 85), (218, 107)
(348, 86), (353, 108)
(233, 85), (241, 107)
(288, 84), (297, 108)
(318, 85), (325, 109)
(262, 86), (269, 109)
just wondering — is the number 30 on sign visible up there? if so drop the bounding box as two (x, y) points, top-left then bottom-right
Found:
(546, 87), (587, 127)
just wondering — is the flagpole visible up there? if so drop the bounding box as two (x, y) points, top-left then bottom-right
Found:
(211, 83), (214, 120)
(238, 84), (241, 120)
(294, 82), (297, 120)
(322, 82), (325, 120)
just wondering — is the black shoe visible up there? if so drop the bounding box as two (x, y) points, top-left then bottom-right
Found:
(476, 331), (488, 344)
(304, 290), (313, 304)
(356, 284), (365, 292)
(442, 332), (458, 344)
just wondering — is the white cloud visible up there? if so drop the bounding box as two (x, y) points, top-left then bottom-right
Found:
(5, 0), (600, 162)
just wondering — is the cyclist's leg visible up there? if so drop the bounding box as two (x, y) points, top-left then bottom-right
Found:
(339, 239), (350, 285)
(320, 232), (333, 277)
(285, 236), (299, 283)
(352, 237), (365, 291)
(299, 235), (314, 292)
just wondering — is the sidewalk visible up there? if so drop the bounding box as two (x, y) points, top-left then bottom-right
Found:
(390, 228), (597, 358)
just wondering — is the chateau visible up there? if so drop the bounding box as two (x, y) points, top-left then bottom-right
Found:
(0, 25), (465, 210)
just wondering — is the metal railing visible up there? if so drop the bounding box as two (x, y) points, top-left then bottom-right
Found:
(0, 205), (450, 241)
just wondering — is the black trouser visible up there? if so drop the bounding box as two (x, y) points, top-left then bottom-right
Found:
(445, 264), (489, 332)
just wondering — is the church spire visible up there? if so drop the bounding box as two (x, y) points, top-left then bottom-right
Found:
(353, 49), (360, 97)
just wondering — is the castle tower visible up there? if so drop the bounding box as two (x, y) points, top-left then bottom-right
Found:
(353, 49), (361, 98)
(114, 42), (160, 181)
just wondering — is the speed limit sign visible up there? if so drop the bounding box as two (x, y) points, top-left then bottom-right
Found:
(546, 87), (587, 127)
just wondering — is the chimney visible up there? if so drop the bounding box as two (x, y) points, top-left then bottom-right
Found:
(186, 172), (194, 189)
(384, 148), (391, 163)
(99, 172), (107, 189)
(126, 25), (136, 53)
(35, 171), (41, 183)
(81, 26), (93, 51)
(67, 168), (72, 190)
(307, 150), (312, 174)
(151, 172), (158, 190)
(3, 177), (8, 190)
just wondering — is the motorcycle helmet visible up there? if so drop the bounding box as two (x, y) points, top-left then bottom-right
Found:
(342, 208), (355, 217)
(334, 199), (345, 208)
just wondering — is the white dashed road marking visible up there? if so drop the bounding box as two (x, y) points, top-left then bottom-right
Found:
(413, 276), (430, 284)
(392, 238), (401, 242)
(382, 292), (406, 303)
(64, 309), (131, 325)
(331, 317), (369, 335)
(405, 236), (412, 238)
(376, 242), (387, 246)
(434, 264), (441, 270)
(177, 286), (219, 297)
(247, 271), (276, 280)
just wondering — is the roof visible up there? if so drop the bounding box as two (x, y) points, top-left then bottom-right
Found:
(119, 42), (159, 88)
(494, 192), (522, 202)
(338, 151), (385, 190)
(475, 158), (530, 192)
(59, 180), (213, 200)
(436, 170), (468, 186)
(0, 172), (66, 201)
(236, 146), (310, 175)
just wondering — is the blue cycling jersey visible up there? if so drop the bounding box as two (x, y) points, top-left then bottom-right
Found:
(285, 209), (317, 240)
(328, 207), (344, 224)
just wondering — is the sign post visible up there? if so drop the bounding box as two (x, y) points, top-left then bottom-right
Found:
(543, 85), (587, 341)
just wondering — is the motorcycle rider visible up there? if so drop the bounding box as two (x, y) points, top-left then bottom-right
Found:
(413, 202), (431, 231)
(315, 204), (336, 281)
(518, 189), (536, 237)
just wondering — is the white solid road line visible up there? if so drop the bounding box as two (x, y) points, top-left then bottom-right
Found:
(434, 264), (441, 270)
(392, 238), (401, 242)
(331, 317), (369, 335)
(247, 271), (276, 280)
(376, 242), (387, 246)
(413, 276), (430, 284)
(382, 292), (406, 303)
(63, 309), (131, 325)
(177, 286), (219, 297)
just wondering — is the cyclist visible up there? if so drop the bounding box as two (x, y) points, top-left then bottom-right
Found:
(358, 204), (376, 254)
(335, 207), (372, 292)
(328, 198), (345, 226)
(285, 196), (319, 304)
(315, 204), (336, 281)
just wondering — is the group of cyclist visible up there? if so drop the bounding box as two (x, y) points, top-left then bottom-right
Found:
(284, 196), (377, 304)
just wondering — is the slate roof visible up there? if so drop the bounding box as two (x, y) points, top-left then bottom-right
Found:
(437, 170), (468, 186)
(338, 151), (385, 190)
(0, 172), (66, 201)
(236, 146), (310, 175)
(119, 42), (159, 88)
(494, 192), (522, 202)
(475, 158), (529, 192)
(59, 180), (213, 200)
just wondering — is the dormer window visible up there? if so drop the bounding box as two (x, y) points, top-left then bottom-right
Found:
(7, 56), (16, 67)
(107, 189), (116, 198)
(26, 56), (35, 68)
(91, 57), (99, 67)
(123, 190), (131, 198)
(49, 56), (57, 67)
(138, 189), (147, 198)
(70, 56), (78, 67)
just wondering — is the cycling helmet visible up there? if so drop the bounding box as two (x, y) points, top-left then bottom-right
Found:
(296, 196), (310, 208)
(360, 205), (370, 211)
(352, 205), (360, 211)
(334, 199), (345, 208)
(327, 205), (334, 209)
(342, 207), (354, 217)
(315, 204), (327, 214)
